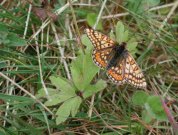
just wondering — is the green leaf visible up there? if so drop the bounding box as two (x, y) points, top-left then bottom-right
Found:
(83, 79), (107, 98)
(125, 0), (144, 14)
(132, 91), (149, 106)
(109, 30), (116, 41)
(36, 88), (58, 98)
(55, 97), (81, 124)
(81, 34), (93, 51)
(86, 13), (103, 30)
(71, 50), (99, 90)
(115, 21), (125, 43)
(127, 38), (138, 54)
(142, 110), (153, 123)
(71, 52), (85, 90)
(146, 96), (167, 121)
(123, 30), (129, 42)
(125, 0), (160, 14)
(44, 93), (75, 106)
(71, 96), (82, 117)
(4, 33), (27, 46)
(56, 102), (71, 124)
(49, 76), (75, 94)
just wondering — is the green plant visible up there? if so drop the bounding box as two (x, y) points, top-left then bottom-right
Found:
(36, 45), (107, 124)
(132, 91), (167, 123)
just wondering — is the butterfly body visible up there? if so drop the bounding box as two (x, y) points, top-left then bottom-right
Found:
(85, 28), (147, 88)
(106, 42), (127, 70)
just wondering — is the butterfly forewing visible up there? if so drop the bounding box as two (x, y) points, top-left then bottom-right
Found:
(85, 28), (115, 50)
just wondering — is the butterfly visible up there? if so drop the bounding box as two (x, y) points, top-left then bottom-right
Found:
(85, 28), (147, 88)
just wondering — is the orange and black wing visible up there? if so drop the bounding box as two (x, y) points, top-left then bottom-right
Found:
(107, 52), (146, 88)
(92, 48), (112, 68)
(85, 28), (115, 50)
(124, 53), (147, 88)
(85, 28), (115, 68)
(107, 58), (126, 85)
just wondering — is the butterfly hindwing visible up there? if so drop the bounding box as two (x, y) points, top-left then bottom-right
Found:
(124, 53), (147, 88)
(92, 48), (112, 68)
(107, 58), (126, 85)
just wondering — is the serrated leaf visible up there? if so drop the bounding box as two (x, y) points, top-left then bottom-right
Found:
(125, 0), (144, 14)
(144, 102), (157, 119)
(36, 88), (58, 98)
(109, 30), (115, 41)
(146, 96), (167, 121)
(116, 21), (125, 43)
(86, 13), (103, 30)
(44, 93), (75, 106)
(142, 110), (153, 123)
(81, 34), (93, 51)
(55, 97), (81, 124)
(127, 38), (138, 56)
(83, 79), (107, 98)
(71, 53), (85, 90)
(132, 91), (149, 106)
(123, 30), (129, 41)
(127, 41), (138, 52)
(49, 76), (75, 94)
(71, 50), (99, 90)
(71, 97), (82, 117)
(56, 100), (72, 124)
(82, 51), (99, 87)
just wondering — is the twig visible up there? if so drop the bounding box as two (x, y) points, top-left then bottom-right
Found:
(148, 0), (178, 49)
(0, 0), (7, 5)
(93, 0), (107, 29)
(33, 25), (50, 100)
(65, 14), (76, 57)
(88, 94), (95, 117)
(29, 0), (77, 41)
(23, 4), (32, 39)
(69, 0), (85, 53)
(77, 2), (175, 23)
(51, 23), (71, 80)
(92, 105), (123, 134)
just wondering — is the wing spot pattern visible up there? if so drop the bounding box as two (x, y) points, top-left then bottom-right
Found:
(85, 28), (147, 88)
